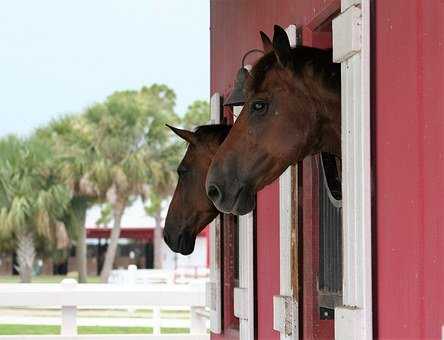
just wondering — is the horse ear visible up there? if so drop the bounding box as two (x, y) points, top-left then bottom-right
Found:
(166, 124), (196, 145)
(260, 31), (273, 53)
(272, 25), (292, 67)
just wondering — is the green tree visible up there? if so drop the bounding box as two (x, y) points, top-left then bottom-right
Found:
(95, 203), (113, 226)
(182, 100), (210, 130)
(84, 84), (179, 282)
(0, 136), (71, 282)
(36, 115), (106, 283)
(144, 140), (183, 268)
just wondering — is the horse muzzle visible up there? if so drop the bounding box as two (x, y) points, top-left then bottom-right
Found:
(206, 180), (255, 215)
(163, 228), (196, 255)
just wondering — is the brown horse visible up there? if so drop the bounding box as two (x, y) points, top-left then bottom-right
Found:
(164, 124), (231, 255)
(206, 25), (341, 215)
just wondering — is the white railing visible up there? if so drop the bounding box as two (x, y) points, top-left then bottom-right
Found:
(0, 279), (209, 340)
(108, 265), (209, 286)
(108, 266), (175, 285)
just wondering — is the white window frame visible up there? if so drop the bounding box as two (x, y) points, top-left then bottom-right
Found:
(206, 92), (223, 334)
(332, 1), (372, 339)
(273, 25), (299, 340)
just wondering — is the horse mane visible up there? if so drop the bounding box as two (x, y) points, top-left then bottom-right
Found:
(247, 46), (340, 94)
(194, 124), (232, 145)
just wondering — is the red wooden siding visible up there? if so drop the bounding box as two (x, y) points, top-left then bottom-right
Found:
(374, 1), (444, 339)
(301, 158), (321, 339)
(210, 0), (340, 98)
(256, 183), (281, 340)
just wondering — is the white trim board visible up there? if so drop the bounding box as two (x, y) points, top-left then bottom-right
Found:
(206, 92), (223, 334)
(332, 1), (373, 339)
(274, 167), (298, 340)
(273, 25), (299, 340)
(236, 212), (255, 340)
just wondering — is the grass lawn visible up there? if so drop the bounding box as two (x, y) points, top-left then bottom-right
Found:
(0, 324), (189, 335)
(0, 275), (101, 284)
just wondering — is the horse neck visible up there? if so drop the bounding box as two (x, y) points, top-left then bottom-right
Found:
(302, 56), (341, 157)
(320, 97), (341, 157)
(309, 85), (341, 158)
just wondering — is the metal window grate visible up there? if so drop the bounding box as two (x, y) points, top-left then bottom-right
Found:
(318, 153), (343, 313)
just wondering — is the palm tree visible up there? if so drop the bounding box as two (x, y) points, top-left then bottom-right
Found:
(36, 115), (105, 283)
(145, 142), (183, 269)
(84, 85), (179, 282)
(99, 154), (149, 282)
(0, 136), (71, 282)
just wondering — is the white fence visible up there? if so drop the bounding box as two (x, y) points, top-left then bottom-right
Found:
(0, 279), (209, 340)
(108, 266), (209, 285)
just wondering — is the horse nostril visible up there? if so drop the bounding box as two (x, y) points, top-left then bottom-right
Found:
(207, 183), (222, 202)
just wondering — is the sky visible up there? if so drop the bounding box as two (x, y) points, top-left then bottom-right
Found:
(0, 0), (210, 138)
(0, 0), (210, 227)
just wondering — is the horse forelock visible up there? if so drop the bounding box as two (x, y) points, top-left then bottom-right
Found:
(246, 46), (339, 95)
(247, 52), (277, 94)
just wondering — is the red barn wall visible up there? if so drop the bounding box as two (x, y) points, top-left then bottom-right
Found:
(255, 183), (280, 340)
(374, 1), (444, 339)
(211, 1), (444, 339)
(210, 0), (340, 98)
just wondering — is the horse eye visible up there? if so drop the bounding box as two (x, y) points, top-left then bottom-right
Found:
(250, 101), (268, 114)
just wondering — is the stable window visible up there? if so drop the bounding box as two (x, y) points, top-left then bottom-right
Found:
(300, 19), (339, 340)
(275, 1), (372, 338)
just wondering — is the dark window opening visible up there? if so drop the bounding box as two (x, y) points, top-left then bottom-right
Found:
(318, 152), (343, 319)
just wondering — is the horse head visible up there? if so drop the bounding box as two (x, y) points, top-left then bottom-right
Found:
(206, 25), (341, 215)
(164, 124), (231, 255)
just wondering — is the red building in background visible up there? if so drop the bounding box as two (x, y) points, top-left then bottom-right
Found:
(0, 227), (209, 277)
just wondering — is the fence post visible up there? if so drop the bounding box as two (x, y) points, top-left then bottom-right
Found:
(61, 279), (77, 336)
(190, 306), (207, 334)
(153, 306), (161, 335)
(128, 264), (137, 285)
(126, 265), (138, 314)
